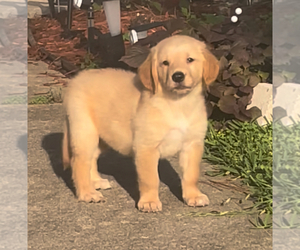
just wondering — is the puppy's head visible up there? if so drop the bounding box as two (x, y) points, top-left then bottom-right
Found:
(138, 35), (219, 96)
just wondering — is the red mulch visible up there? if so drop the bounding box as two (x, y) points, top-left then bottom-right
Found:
(28, 6), (171, 69)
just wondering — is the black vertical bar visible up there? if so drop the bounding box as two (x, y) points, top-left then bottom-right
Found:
(87, 3), (94, 54)
(67, 0), (73, 31)
(48, 0), (56, 18)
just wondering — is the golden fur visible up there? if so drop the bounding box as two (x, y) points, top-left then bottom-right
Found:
(62, 35), (219, 212)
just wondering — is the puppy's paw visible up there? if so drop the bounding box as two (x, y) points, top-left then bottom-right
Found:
(93, 178), (111, 190)
(138, 200), (162, 213)
(184, 193), (209, 207)
(77, 190), (106, 203)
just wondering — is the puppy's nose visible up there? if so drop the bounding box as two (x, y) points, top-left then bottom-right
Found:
(172, 72), (185, 83)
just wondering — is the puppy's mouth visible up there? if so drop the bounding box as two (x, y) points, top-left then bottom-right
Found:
(173, 85), (191, 90)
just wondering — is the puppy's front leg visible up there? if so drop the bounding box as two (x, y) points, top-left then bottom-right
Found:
(179, 142), (209, 207)
(135, 148), (162, 212)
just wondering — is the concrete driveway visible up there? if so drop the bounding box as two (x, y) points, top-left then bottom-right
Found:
(28, 104), (272, 250)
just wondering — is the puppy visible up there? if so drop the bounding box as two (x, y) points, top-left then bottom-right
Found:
(62, 35), (219, 212)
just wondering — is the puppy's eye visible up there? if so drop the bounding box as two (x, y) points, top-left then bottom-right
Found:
(162, 60), (169, 66)
(187, 57), (194, 63)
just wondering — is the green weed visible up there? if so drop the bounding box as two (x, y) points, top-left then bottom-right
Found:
(203, 119), (273, 228)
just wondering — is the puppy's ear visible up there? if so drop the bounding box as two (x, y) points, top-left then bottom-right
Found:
(202, 48), (220, 86)
(138, 51), (159, 94)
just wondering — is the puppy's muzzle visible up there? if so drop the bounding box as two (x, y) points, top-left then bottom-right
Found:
(172, 71), (190, 90)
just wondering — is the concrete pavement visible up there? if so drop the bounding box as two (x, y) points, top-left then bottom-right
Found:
(28, 102), (272, 249)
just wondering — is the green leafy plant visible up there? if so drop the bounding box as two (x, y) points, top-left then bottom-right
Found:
(122, 32), (130, 41)
(200, 13), (225, 25)
(148, 1), (162, 14)
(273, 120), (300, 228)
(92, 2), (103, 11)
(181, 7), (196, 20)
(184, 12), (272, 121)
(203, 119), (273, 228)
(81, 53), (99, 70)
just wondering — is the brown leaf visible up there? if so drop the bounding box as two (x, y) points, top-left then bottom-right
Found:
(206, 101), (214, 118)
(231, 39), (250, 48)
(216, 45), (231, 51)
(273, 74), (284, 88)
(238, 86), (253, 96)
(241, 61), (250, 69)
(233, 50), (250, 62)
(248, 74), (260, 87)
(229, 62), (243, 75)
(238, 96), (251, 108)
(248, 106), (262, 120)
(209, 32), (226, 43)
(222, 70), (231, 80)
(119, 45), (150, 68)
(213, 50), (229, 59)
(218, 95), (238, 114)
(230, 45), (246, 55)
(263, 45), (272, 57)
(230, 76), (244, 87)
(209, 82), (227, 98)
(249, 55), (265, 65)
(226, 28), (235, 35)
(273, 106), (287, 121)
(211, 24), (223, 33)
(252, 47), (263, 56)
(219, 56), (229, 71)
(223, 87), (237, 96)
(192, 23), (211, 42)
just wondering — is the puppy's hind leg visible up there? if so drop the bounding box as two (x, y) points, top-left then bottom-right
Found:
(70, 121), (105, 203)
(90, 143), (111, 190)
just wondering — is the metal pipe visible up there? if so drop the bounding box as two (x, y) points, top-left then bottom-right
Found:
(67, 0), (74, 30)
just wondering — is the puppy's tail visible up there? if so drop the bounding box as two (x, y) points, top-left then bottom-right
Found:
(62, 117), (71, 169)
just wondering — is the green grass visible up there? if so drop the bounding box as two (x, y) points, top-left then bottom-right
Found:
(203, 119), (273, 228)
(273, 120), (300, 228)
(2, 95), (27, 105)
(29, 95), (53, 104)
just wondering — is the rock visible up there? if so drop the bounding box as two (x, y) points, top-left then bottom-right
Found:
(247, 83), (272, 125)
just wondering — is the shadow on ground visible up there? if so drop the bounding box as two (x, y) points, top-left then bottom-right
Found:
(42, 133), (183, 204)
(17, 133), (27, 156)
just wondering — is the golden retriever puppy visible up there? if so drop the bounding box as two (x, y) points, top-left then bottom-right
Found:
(62, 35), (219, 212)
